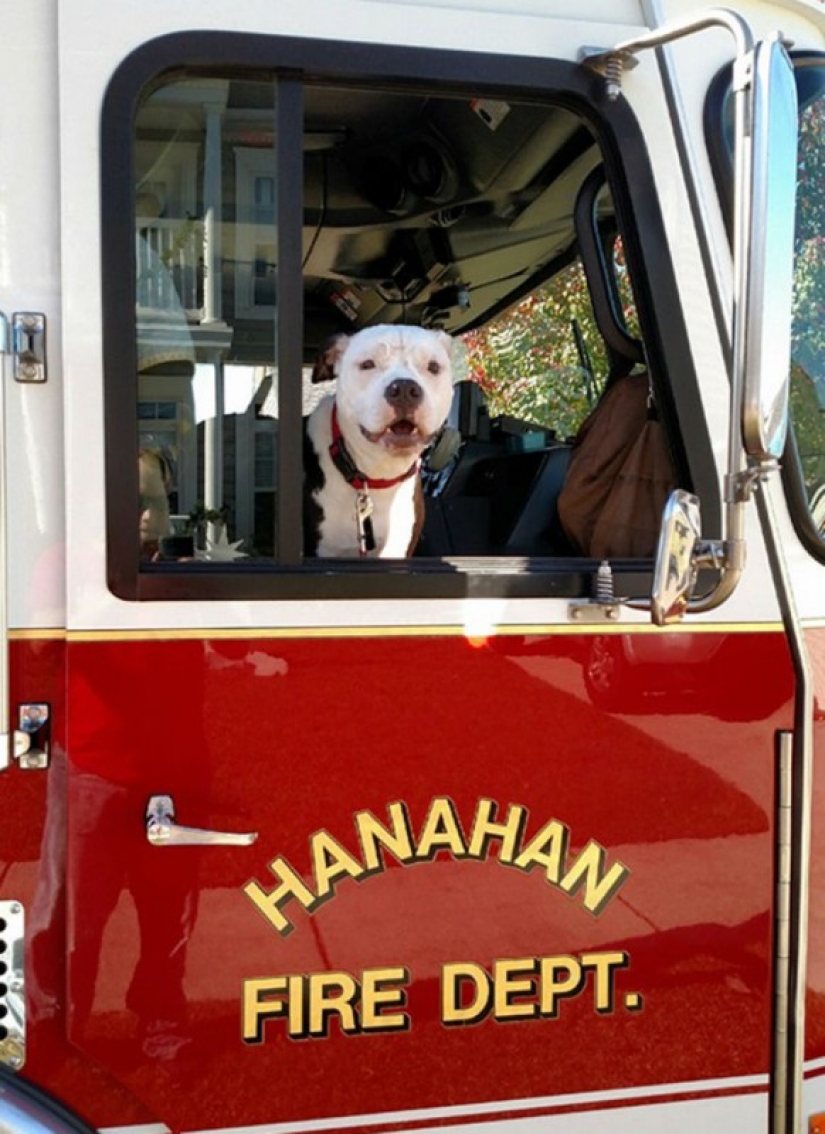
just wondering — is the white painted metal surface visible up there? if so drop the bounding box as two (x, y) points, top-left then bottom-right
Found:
(0, 0), (820, 636)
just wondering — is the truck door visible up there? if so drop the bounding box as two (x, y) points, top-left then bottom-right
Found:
(57, 6), (799, 1133)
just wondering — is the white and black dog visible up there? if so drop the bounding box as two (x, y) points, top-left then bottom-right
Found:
(304, 324), (455, 557)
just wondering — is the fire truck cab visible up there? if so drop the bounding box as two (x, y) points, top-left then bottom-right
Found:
(2, 1), (825, 1132)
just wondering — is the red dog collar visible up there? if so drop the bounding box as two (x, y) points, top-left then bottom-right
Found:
(329, 404), (419, 490)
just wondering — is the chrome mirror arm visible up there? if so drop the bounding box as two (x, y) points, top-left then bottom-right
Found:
(635, 456), (779, 623)
(583, 10), (796, 628)
(579, 8), (754, 99)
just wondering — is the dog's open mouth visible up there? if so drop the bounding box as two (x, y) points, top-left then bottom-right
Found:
(362, 419), (424, 448)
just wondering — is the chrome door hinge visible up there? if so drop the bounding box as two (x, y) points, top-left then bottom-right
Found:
(0, 311), (47, 383)
(11, 313), (47, 383)
(13, 703), (50, 769)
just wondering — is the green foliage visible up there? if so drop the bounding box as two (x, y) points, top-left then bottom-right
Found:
(462, 248), (638, 441)
(793, 98), (825, 371)
(796, 96), (825, 241)
(790, 93), (825, 502)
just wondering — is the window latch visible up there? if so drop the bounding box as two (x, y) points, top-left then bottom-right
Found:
(11, 312), (47, 383)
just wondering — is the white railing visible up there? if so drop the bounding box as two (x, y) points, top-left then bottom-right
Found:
(136, 217), (204, 315)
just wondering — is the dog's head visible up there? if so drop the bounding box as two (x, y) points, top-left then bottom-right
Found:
(317, 325), (455, 470)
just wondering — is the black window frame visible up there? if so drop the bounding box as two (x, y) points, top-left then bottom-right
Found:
(102, 30), (711, 602)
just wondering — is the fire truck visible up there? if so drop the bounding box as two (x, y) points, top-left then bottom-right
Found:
(1, 0), (825, 1131)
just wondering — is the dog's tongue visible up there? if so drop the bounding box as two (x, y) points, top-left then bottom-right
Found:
(390, 420), (416, 436)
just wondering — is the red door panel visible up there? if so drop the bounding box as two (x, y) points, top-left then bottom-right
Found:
(64, 629), (793, 1130)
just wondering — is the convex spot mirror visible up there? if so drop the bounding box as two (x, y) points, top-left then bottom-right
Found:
(742, 36), (798, 461)
(651, 490), (702, 626)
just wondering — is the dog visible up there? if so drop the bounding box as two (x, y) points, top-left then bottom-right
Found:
(304, 324), (454, 557)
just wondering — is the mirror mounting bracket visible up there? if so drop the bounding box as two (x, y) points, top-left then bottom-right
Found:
(727, 461), (780, 505)
(579, 9), (755, 99)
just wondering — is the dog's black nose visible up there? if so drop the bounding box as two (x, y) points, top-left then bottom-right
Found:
(385, 377), (423, 411)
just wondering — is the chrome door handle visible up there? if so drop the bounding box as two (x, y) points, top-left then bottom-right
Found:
(146, 794), (258, 847)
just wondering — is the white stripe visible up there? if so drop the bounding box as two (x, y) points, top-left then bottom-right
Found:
(180, 1075), (768, 1134)
(100, 1126), (171, 1134)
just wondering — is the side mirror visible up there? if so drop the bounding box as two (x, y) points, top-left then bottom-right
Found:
(741, 36), (798, 461)
(653, 35), (798, 622)
(651, 490), (702, 625)
(581, 18), (799, 622)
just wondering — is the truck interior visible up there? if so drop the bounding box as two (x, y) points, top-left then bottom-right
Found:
(105, 39), (702, 596)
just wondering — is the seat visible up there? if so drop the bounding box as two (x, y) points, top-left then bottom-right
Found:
(503, 445), (572, 555)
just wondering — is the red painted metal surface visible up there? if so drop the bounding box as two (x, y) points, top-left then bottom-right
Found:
(806, 626), (825, 1066)
(5, 628), (800, 1130)
(3, 638), (156, 1128)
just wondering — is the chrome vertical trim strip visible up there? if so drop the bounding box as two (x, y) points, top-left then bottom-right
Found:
(757, 485), (815, 1134)
(773, 730), (794, 1134)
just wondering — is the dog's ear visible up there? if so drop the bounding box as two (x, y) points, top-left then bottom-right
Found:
(439, 331), (469, 383)
(311, 333), (349, 384)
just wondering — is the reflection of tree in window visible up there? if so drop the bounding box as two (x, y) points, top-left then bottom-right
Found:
(790, 91), (825, 511)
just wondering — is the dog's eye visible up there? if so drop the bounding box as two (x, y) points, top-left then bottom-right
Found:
(427, 359), (442, 375)
(359, 359), (376, 371)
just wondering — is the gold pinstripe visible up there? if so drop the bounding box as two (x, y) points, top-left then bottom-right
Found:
(10, 622), (787, 643)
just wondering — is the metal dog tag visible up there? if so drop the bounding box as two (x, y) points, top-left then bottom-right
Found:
(355, 492), (376, 554)
(355, 491), (374, 521)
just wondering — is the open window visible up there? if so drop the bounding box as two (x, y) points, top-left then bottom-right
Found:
(102, 33), (704, 600)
